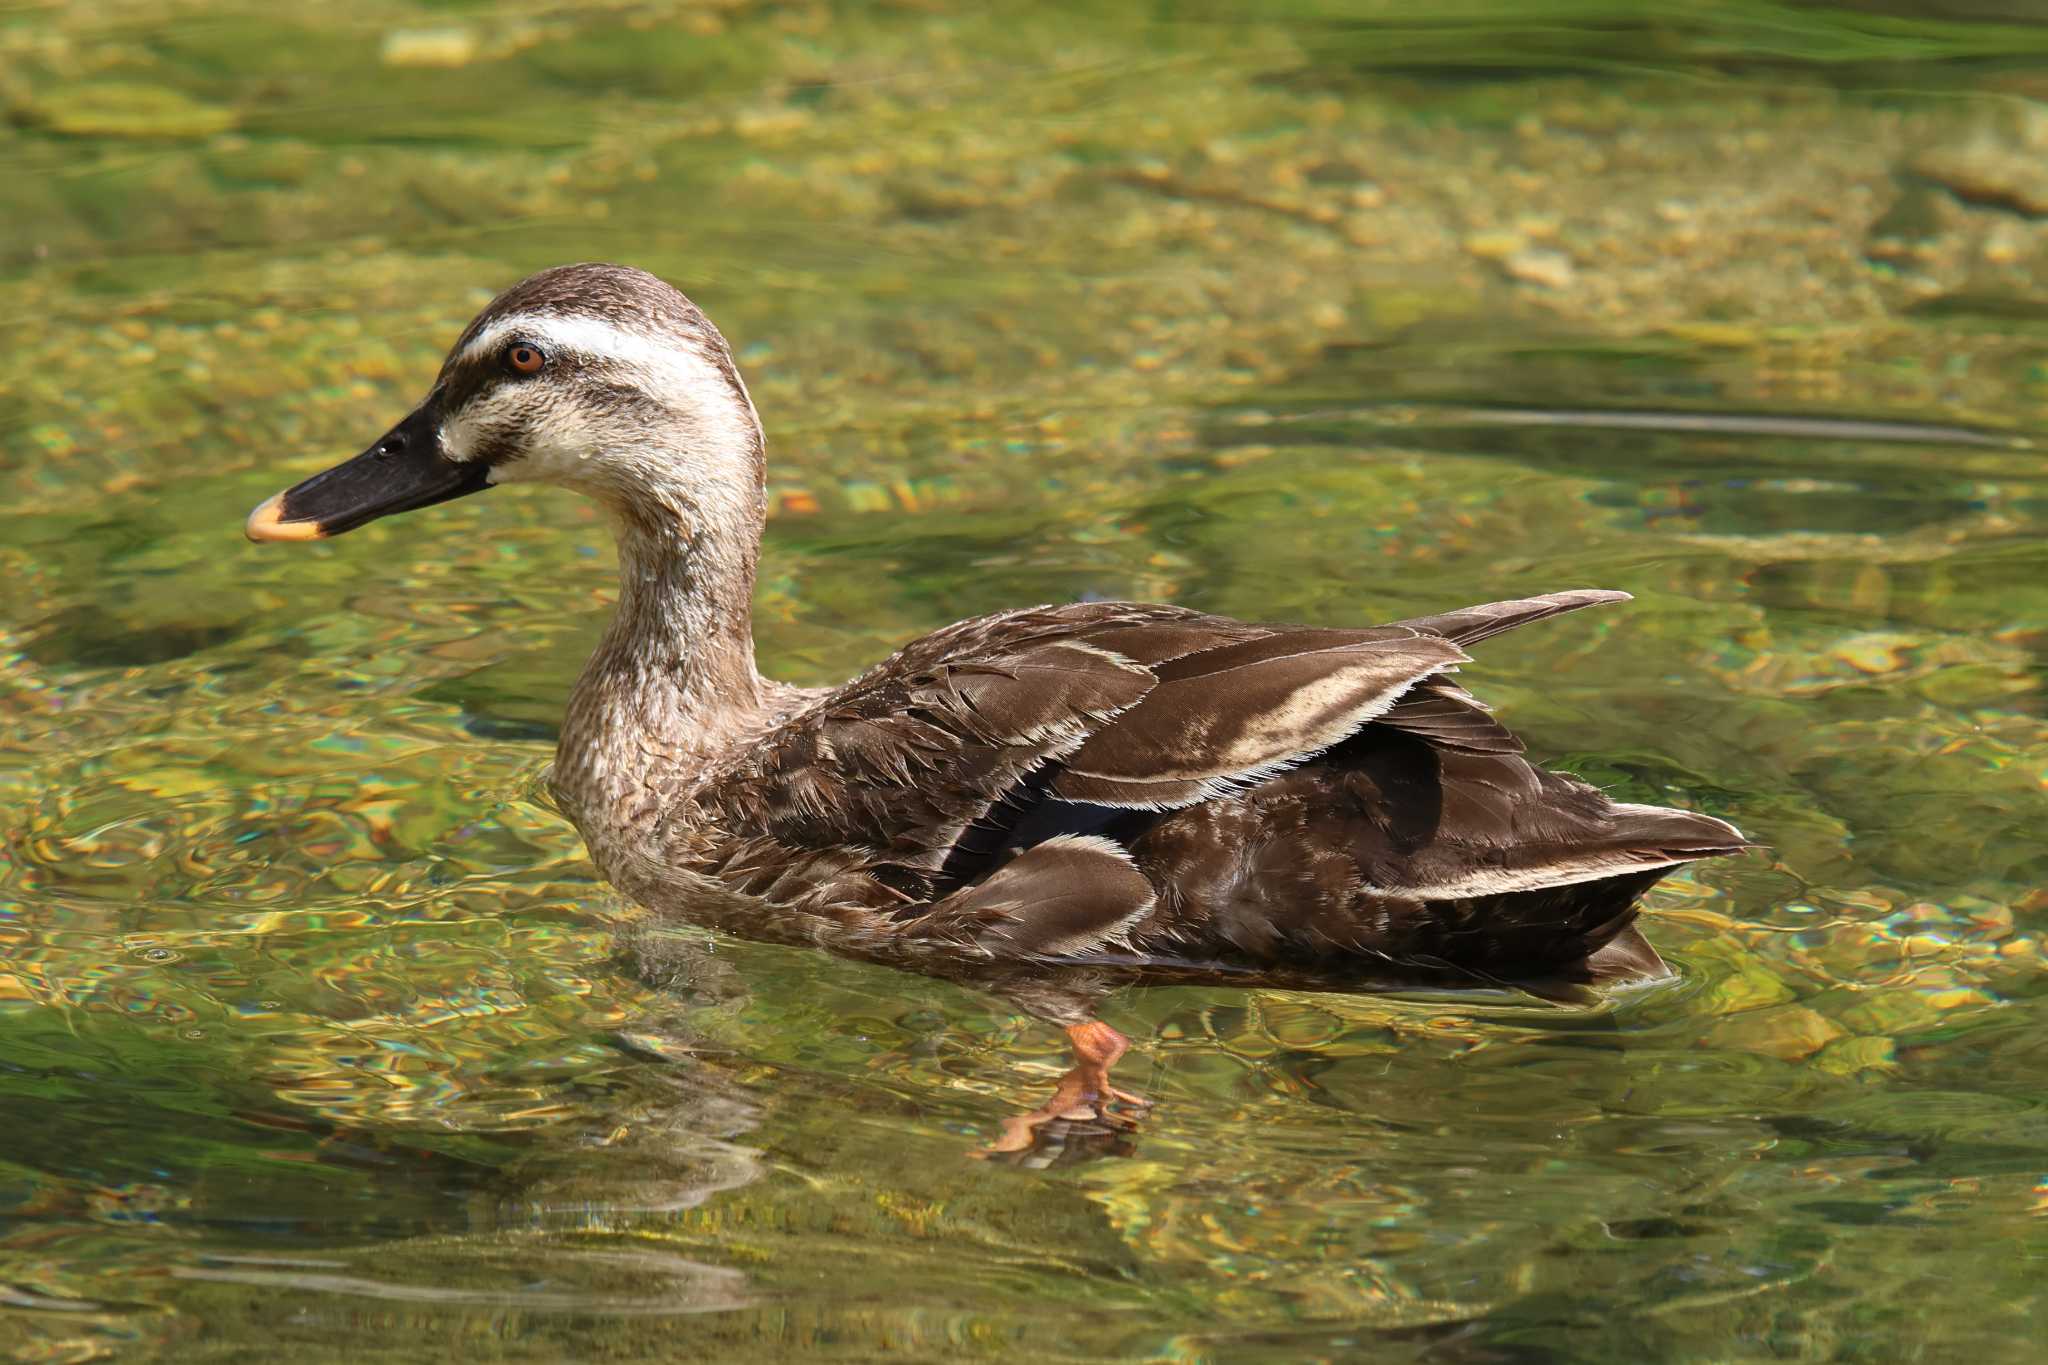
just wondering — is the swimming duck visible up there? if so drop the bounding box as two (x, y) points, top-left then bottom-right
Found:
(246, 263), (1746, 1138)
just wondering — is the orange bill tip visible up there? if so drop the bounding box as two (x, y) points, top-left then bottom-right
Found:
(244, 492), (327, 543)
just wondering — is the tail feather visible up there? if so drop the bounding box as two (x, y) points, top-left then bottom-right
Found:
(1394, 589), (1631, 648)
(1586, 924), (1671, 983)
(1430, 866), (1673, 984)
(1605, 801), (1752, 856)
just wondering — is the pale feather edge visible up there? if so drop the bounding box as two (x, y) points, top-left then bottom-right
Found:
(1054, 653), (1464, 813)
(1015, 833), (1160, 956)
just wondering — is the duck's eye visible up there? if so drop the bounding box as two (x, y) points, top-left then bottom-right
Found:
(503, 343), (546, 376)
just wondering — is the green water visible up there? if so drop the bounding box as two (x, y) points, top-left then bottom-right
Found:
(4, 1), (2048, 1359)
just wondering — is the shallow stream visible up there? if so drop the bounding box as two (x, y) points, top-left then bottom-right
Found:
(3, 3), (2046, 1359)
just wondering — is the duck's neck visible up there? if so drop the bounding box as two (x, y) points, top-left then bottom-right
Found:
(554, 479), (769, 828)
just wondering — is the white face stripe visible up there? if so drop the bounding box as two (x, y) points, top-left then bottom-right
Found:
(458, 312), (709, 376)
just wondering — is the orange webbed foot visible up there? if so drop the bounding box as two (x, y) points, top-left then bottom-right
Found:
(972, 1020), (1150, 1163)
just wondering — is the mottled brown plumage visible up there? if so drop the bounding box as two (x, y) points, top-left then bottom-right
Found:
(248, 264), (1750, 1142)
(612, 591), (1745, 995)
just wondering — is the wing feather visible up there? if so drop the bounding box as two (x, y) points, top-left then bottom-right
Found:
(1052, 633), (1465, 807)
(912, 835), (1156, 957)
(1374, 676), (1523, 755)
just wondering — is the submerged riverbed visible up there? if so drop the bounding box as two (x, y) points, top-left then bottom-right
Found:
(3, 2), (2046, 1359)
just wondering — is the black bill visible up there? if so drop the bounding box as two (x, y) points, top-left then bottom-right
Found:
(245, 401), (490, 542)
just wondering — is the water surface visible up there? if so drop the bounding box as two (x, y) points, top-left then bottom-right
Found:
(3, 2), (2046, 1360)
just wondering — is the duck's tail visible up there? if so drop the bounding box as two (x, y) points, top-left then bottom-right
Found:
(1377, 588), (1752, 987)
(1414, 798), (1750, 991)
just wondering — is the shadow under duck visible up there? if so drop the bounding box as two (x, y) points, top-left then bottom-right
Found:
(246, 263), (1747, 1143)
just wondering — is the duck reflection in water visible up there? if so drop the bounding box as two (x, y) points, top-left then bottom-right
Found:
(246, 264), (1747, 1154)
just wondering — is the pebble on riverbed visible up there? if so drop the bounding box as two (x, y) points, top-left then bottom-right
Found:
(1911, 135), (2048, 219)
(1463, 232), (1578, 289)
(11, 82), (235, 139)
(380, 27), (481, 68)
(1702, 1005), (1846, 1062)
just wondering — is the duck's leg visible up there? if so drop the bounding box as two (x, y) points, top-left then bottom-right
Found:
(1064, 1018), (1146, 1107)
(977, 1018), (1149, 1157)
(909, 835), (1160, 1159)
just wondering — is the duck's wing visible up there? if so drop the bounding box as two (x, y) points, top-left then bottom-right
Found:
(708, 599), (1470, 947)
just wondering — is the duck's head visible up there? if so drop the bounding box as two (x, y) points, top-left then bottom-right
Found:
(245, 263), (764, 543)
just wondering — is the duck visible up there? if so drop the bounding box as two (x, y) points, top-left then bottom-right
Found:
(246, 262), (1747, 1144)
